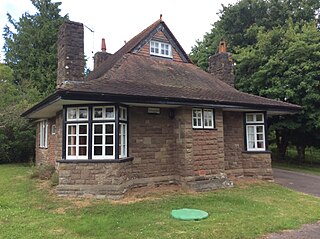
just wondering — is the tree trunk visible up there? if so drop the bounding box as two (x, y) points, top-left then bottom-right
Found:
(296, 145), (306, 162)
(276, 130), (288, 161)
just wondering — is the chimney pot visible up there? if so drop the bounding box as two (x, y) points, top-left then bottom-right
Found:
(101, 38), (106, 52)
(219, 41), (227, 53)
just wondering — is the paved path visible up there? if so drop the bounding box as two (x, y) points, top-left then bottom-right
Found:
(273, 168), (320, 197)
(261, 168), (320, 239)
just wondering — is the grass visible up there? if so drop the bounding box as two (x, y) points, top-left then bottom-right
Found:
(1, 164), (320, 239)
(272, 161), (320, 176)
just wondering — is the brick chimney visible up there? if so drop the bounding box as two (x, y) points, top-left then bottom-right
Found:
(93, 38), (112, 69)
(207, 41), (235, 87)
(57, 20), (85, 87)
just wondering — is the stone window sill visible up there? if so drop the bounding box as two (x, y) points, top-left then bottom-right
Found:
(242, 150), (272, 154)
(57, 157), (134, 163)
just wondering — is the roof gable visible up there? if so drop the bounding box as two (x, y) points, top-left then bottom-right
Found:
(86, 19), (191, 81)
(131, 21), (191, 63)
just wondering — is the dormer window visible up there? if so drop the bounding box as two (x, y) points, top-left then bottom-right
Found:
(150, 40), (172, 58)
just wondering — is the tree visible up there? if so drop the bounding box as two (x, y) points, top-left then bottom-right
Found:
(190, 0), (320, 70)
(235, 20), (320, 160)
(3, 0), (67, 96)
(190, 0), (320, 161)
(0, 64), (41, 163)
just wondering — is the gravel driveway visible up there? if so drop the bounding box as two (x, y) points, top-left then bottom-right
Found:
(261, 168), (320, 239)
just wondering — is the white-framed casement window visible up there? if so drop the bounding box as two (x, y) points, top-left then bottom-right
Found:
(92, 123), (115, 159)
(39, 120), (48, 148)
(66, 123), (88, 159)
(150, 40), (172, 58)
(93, 106), (115, 120)
(67, 107), (88, 121)
(192, 108), (215, 129)
(119, 106), (128, 158)
(119, 123), (127, 158)
(245, 113), (266, 151)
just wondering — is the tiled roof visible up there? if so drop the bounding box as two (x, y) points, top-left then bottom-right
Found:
(63, 53), (300, 110)
(59, 19), (300, 111)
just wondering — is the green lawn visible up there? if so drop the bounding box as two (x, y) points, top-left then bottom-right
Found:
(273, 161), (320, 176)
(1, 165), (320, 239)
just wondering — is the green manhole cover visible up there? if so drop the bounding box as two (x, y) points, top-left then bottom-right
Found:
(171, 208), (209, 221)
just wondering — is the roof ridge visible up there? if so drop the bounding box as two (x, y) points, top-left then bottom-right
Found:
(86, 19), (162, 81)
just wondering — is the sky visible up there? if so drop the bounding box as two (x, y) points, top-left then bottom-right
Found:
(0, 0), (238, 69)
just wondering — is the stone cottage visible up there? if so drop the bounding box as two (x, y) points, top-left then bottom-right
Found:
(22, 18), (300, 199)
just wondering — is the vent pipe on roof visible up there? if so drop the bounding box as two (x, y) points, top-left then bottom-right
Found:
(160, 14), (162, 21)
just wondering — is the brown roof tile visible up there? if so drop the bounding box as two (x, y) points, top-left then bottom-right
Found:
(65, 53), (300, 110)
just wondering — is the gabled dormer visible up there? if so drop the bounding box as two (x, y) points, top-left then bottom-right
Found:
(130, 16), (191, 63)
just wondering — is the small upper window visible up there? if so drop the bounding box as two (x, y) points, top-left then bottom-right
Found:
(119, 107), (127, 121)
(93, 106), (115, 120)
(192, 108), (215, 129)
(67, 107), (88, 121)
(150, 40), (172, 58)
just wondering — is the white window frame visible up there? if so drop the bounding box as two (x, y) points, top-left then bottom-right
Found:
(92, 123), (115, 160)
(150, 40), (172, 58)
(192, 109), (203, 129)
(66, 123), (88, 160)
(119, 106), (127, 121)
(245, 113), (266, 151)
(67, 107), (88, 121)
(203, 109), (214, 129)
(192, 108), (215, 129)
(93, 106), (115, 120)
(119, 123), (127, 158)
(39, 120), (48, 148)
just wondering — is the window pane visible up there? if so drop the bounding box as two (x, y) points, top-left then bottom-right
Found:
(106, 124), (113, 134)
(68, 146), (76, 156)
(68, 136), (76, 145)
(246, 114), (254, 122)
(68, 125), (76, 134)
(79, 146), (87, 156)
(94, 146), (102, 156)
(257, 141), (264, 148)
(79, 125), (87, 134)
(256, 114), (263, 122)
(257, 134), (264, 140)
(256, 126), (264, 133)
(193, 118), (197, 126)
(106, 107), (114, 119)
(106, 135), (113, 144)
(94, 125), (103, 134)
(94, 108), (103, 118)
(197, 119), (202, 126)
(94, 136), (102, 144)
(79, 108), (88, 119)
(106, 146), (113, 155)
(67, 108), (77, 120)
(79, 136), (87, 145)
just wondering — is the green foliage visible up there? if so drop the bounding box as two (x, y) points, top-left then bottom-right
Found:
(3, 0), (67, 96)
(190, 0), (320, 70)
(1, 164), (320, 238)
(191, 0), (320, 160)
(0, 64), (42, 163)
(1, 0), (67, 163)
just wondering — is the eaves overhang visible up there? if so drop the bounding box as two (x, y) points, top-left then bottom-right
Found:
(21, 90), (301, 119)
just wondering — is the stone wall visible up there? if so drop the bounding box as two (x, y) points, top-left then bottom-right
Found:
(174, 108), (232, 191)
(129, 107), (178, 181)
(57, 161), (133, 199)
(35, 111), (63, 165)
(223, 111), (273, 180)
